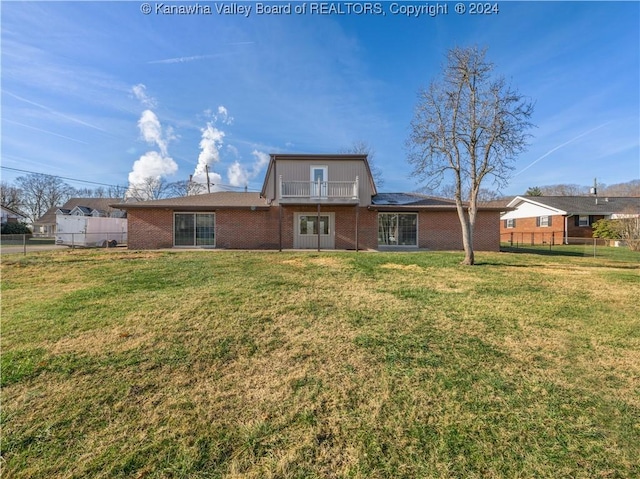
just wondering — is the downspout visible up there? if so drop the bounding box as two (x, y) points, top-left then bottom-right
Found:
(317, 203), (321, 252)
(355, 205), (359, 252)
(564, 215), (571, 245)
(274, 159), (282, 251)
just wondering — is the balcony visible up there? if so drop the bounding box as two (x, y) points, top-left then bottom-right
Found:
(279, 176), (359, 204)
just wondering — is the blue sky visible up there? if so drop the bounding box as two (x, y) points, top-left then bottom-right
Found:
(1, 1), (639, 196)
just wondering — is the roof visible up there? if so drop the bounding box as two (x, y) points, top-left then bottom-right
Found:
(372, 193), (457, 207)
(371, 193), (507, 211)
(34, 198), (125, 225)
(1, 204), (28, 218)
(260, 153), (378, 198)
(507, 196), (640, 215)
(112, 192), (269, 210)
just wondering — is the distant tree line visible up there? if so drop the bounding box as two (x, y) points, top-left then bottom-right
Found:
(525, 180), (640, 197)
(1, 173), (202, 224)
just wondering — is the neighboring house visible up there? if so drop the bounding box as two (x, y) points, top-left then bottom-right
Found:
(33, 198), (126, 236)
(114, 154), (504, 251)
(500, 195), (640, 245)
(1, 205), (28, 226)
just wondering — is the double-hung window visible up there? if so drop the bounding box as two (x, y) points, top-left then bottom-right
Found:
(538, 216), (551, 227)
(578, 216), (590, 227)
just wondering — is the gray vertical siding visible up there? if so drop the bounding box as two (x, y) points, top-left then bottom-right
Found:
(265, 159), (375, 206)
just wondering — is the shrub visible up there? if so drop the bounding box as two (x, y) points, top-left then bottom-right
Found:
(1, 222), (32, 235)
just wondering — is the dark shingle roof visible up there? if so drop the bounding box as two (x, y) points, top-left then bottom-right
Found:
(372, 193), (506, 210)
(112, 192), (269, 210)
(512, 196), (640, 215)
(34, 198), (125, 225)
(372, 193), (457, 207)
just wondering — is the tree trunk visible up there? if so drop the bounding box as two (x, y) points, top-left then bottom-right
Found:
(455, 202), (475, 265)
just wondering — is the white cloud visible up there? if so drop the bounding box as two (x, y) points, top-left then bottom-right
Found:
(216, 105), (234, 125)
(227, 160), (250, 187)
(191, 122), (225, 188)
(127, 107), (177, 198)
(251, 149), (270, 172)
(226, 149), (270, 187)
(131, 84), (157, 109)
(128, 151), (178, 184)
(138, 109), (169, 156)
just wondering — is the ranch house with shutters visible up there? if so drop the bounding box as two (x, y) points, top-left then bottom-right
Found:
(500, 195), (640, 245)
(113, 153), (504, 251)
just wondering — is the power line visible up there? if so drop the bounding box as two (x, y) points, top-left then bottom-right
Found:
(1, 165), (262, 192)
(1, 166), (127, 189)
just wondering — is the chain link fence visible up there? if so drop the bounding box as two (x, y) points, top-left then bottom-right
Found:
(500, 233), (636, 259)
(1, 232), (127, 255)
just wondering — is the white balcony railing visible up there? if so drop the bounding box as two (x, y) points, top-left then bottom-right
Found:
(279, 176), (359, 202)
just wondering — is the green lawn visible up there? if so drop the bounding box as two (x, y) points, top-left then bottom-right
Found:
(1, 249), (639, 478)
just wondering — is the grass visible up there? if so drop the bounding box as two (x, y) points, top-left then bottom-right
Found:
(1, 248), (639, 478)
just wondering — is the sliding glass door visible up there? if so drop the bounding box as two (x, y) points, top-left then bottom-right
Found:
(174, 213), (215, 247)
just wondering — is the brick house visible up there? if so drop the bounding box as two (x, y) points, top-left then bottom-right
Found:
(500, 195), (640, 245)
(114, 154), (504, 251)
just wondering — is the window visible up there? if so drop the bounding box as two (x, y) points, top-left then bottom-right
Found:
(578, 215), (590, 227)
(299, 215), (329, 235)
(505, 218), (515, 229)
(174, 213), (215, 246)
(538, 216), (552, 227)
(310, 165), (328, 197)
(378, 213), (417, 246)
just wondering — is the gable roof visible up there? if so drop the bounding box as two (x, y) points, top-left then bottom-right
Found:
(1, 204), (28, 219)
(260, 153), (378, 197)
(112, 192), (269, 210)
(506, 196), (640, 215)
(34, 198), (125, 225)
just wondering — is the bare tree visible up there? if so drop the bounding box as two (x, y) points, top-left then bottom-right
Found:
(167, 179), (207, 197)
(539, 184), (588, 196)
(1, 181), (23, 210)
(601, 180), (640, 197)
(15, 173), (75, 223)
(125, 177), (172, 201)
(340, 140), (384, 188)
(617, 215), (640, 251)
(407, 46), (534, 265)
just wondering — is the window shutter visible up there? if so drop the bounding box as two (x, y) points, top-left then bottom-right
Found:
(536, 217), (540, 227)
(513, 219), (516, 228)
(574, 216), (580, 227)
(504, 219), (507, 228)
(548, 216), (553, 227)
(589, 215), (594, 226)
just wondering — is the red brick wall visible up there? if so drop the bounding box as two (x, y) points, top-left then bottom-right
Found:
(567, 215), (604, 238)
(127, 208), (174, 249)
(215, 209), (280, 249)
(499, 214), (604, 244)
(419, 210), (500, 251)
(500, 215), (565, 245)
(126, 206), (501, 251)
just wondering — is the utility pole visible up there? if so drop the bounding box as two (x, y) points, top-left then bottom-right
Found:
(205, 165), (211, 193)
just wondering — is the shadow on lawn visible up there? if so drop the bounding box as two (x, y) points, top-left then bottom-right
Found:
(500, 246), (587, 258)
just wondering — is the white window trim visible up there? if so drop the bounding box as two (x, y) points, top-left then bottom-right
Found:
(578, 215), (590, 227)
(539, 216), (550, 227)
(506, 218), (515, 229)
